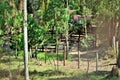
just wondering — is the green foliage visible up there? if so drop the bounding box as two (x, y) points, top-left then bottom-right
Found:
(0, 0), (119, 54)
(108, 47), (117, 58)
(0, 39), (3, 46)
(0, 48), (3, 53)
(81, 35), (94, 48)
(28, 14), (50, 47)
(0, 0), (96, 51)
(0, 0), (24, 51)
(18, 50), (24, 56)
(37, 52), (63, 61)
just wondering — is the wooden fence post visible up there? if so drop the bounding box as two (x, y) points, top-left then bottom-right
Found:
(78, 34), (80, 69)
(113, 36), (116, 50)
(96, 52), (98, 72)
(63, 45), (66, 66)
(116, 41), (119, 62)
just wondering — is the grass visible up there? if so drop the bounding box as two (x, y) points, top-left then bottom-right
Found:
(37, 52), (64, 61)
(0, 52), (119, 80)
(37, 52), (79, 62)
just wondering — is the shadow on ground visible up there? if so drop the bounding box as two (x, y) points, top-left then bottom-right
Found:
(29, 69), (65, 76)
(49, 77), (82, 80)
(0, 69), (21, 80)
(0, 69), (9, 78)
(70, 49), (108, 61)
(0, 56), (23, 63)
(29, 69), (115, 80)
(48, 70), (118, 80)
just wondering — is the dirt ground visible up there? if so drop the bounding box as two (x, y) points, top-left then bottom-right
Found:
(49, 47), (116, 73)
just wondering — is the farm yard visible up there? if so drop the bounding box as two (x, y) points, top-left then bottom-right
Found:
(0, 0), (120, 80)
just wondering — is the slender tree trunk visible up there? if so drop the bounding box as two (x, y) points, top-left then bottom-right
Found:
(45, 46), (47, 64)
(19, 0), (23, 12)
(45, 51), (47, 63)
(116, 41), (119, 62)
(15, 47), (18, 59)
(96, 52), (98, 72)
(86, 58), (90, 76)
(78, 34), (80, 69)
(29, 47), (32, 58)
(9, 53), (12, 79)
(9, 0), (15, 8)
(63, 45), (66, 66)
(117, 17), (120, 68)
(117, 44), (120, 68)
(66, 31), (69, 60)
(56, 37), (59, 70)
(65, 0), (69, 60)
(23, 0), (29, 80)
(15, 42), (18, 59)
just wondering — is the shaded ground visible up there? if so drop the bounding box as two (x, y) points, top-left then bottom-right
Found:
(68, 47), (116, 72)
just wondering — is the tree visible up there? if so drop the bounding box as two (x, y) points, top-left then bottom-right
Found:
(64, 0), (69, 59)
(23, 0), (29, 80)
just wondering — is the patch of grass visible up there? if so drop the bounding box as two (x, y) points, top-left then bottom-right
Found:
(18, 50), (24, 56)
(37, 52), (64, 61)
(109, 77), (120, 80)
(89, 74), (107, 80)
(0, 47), (3, 53)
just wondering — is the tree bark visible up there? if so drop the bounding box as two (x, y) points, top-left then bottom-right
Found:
(117, 18), (120, 68)
(78, 34), (80, 69)
(66, 31), (69, 60)
(117, 44), (120, 68)
(19, 0), (23, 12)
(96, 52), (98, 72)
(9, 0), (15, 8)
(63, 45), (66, 66)
(23, 0), (29, 80)
(64, 0), (69, 60)
(56, 37), (59, 70)
(111, 16), (120, 77)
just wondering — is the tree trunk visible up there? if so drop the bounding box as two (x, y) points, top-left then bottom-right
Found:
(64, 0), (69, 60)
(111, 17), (120, 77)
(78, 34), (80, 69)
(15, 42), (18, 59)
(66, 31), (69, 60)
(9, 0), (15, 8)
(96, 52), (98, 72)
(29, 47), (32, 58)
(117, 18), (120, 68)
(63, 45), (66, 66)
(56, 37), (59, 70)
(117, 45), (120, 68)
(19, 0), (23, 12)
(23, 0), (29, 80)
